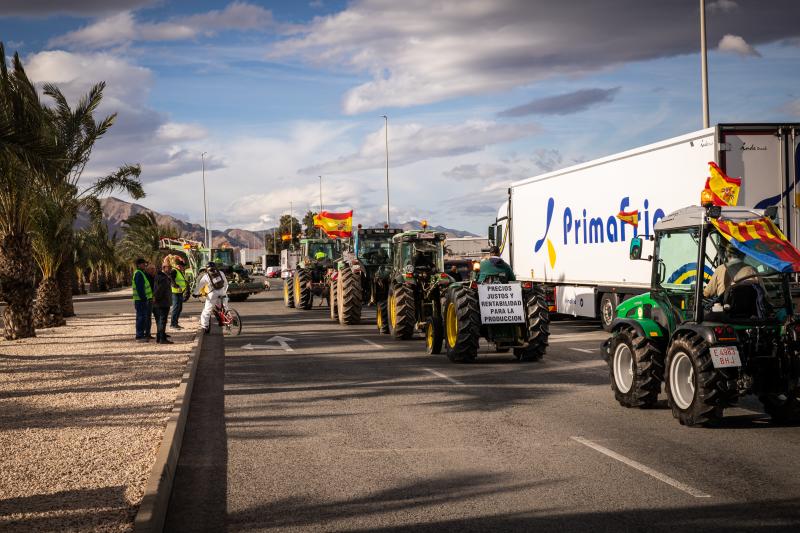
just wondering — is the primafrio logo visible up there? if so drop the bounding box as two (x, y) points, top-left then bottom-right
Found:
(534, 197), (665, 270)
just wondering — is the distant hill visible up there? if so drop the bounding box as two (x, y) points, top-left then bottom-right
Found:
(80, 197), (478, 249)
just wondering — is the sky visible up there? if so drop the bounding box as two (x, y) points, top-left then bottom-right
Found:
(2, 0), (799, 233)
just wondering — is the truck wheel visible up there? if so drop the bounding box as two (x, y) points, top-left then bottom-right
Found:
(376, 300), (389, 334)
(444, 285), (479, 363)
(425, 318), (443, 354)
(665, 333), (726, 426)
(600, 293), (618, 332)
(329, 281), (338, 321)
(389, 285), (415, 340)
(293, 270), (313, 310)
(608, 326), (663, 408)
(515, 285), (550, 362)
(338, 266), (363, 325)
(284, 279), (295, 308)
(759, 392), (800, 424)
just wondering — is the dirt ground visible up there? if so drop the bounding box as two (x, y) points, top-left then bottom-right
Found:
(0, 314), (196, 532)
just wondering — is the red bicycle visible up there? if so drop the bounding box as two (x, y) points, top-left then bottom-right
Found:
(213, 298), (242, 336)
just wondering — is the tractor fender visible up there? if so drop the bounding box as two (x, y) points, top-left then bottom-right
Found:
(672, 324), (717, 346)
(608, 317), (666, 346)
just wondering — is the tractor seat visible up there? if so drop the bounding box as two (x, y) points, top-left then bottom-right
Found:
(723, 283), (762, 319)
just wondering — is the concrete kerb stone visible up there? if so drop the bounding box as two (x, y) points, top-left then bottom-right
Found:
(134, 329), (206, 532)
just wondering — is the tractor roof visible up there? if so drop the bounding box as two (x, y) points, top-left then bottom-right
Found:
(392, 230), (447, 243)
(300, 238), (337, 244)
(655, 205), (768, 232)
(358, 227), (402, 236)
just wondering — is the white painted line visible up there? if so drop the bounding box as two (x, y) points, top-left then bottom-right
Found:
(361, 338), (384, 349)
(423, 368), (464, 386)
(570, 348), (598, 354)
(571, 436), (710, 498)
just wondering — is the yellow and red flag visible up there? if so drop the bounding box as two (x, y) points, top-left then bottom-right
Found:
(617, 210), (639, 227)
(313, 210), (353, 238)
(703, 161), (741, 206)
(712, 216), (800, 273)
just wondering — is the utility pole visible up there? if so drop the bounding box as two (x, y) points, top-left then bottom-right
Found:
(382, 115), (390, 225)
(290, 201), (294, 248)
(272, 227), (276, 254)
(201, 152), (210, 249)
(318, 175), (323, 212)
(700, 0), (710, 128)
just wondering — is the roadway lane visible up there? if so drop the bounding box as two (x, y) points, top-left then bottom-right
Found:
(167, 280), (800, 532)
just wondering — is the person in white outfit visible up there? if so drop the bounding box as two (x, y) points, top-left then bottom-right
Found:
(194, 262), (229, 333)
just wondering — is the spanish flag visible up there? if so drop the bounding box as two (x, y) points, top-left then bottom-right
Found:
(313, 210), (353, 238)
(703, 161), (741, 207)
(617, 210), (639, 227)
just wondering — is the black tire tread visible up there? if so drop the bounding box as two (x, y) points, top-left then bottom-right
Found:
(295, 269), (313, 310)
(445, 285), (480, 363)
(338, 266), (363, 325)
(608, 326), (663, 408)
(390, 284), (415, 340)
(284, 278), (295, 308)
(515, 285), (550, 362)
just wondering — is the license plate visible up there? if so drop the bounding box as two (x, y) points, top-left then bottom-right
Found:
(710, 346), (741, 369)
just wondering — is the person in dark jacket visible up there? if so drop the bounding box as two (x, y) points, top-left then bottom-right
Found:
(132, 258), (153, 342)
(152, 263), (174, 344)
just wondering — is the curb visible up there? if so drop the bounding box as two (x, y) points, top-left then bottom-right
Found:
(134, 331), (205, 532)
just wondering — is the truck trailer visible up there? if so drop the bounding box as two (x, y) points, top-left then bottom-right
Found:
(491, 123), (800, 330)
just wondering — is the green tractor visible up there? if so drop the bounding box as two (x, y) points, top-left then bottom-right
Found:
(602, 205), (800, 426)
(290, 237), (339, 310)
(382, 228), (451, 349)
(329, 226), (401, 325)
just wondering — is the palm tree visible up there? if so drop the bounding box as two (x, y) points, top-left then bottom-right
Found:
(32, 82), (143, 321)
(118, 211), (179, 266)
(0, 44), (57, 339)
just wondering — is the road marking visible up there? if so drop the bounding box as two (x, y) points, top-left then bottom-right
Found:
(361, 338), (384, 349)
(423, 368), (464, 386)
(571, 436), (710, 498)
(242, 335), (295, 352)
(569, 347), (598, 353)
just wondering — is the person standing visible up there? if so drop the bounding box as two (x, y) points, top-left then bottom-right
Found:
(170, 260), (187, 330)
(153, 263), (174, 344)
(193, 262), (228, 334)
(144, 263), (157, 340)
(132, 258), (153, 342)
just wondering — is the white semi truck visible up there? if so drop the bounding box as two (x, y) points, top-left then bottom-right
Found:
(491, 123), (800, 330)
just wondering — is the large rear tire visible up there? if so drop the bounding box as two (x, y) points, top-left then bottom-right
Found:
(338, 266), (363, 325)
(389, 284), (415, 340)
(514, 285), (550, 362)
(444, 285), (479, 363)
(665, 333), (728, 426)
(283, 278), (295, 308)
(376, 300), (389, 334)
(293, 269), (313, 310)
(329, 280), (338, 321)
(608, 326), (663, 408)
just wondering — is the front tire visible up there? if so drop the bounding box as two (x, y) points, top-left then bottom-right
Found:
(338, 266), (363, 325)
(426, 318), (443, 354)
(665, 333), (728, 426)
(608, 327), (663, 408)
(223, 308), (242, 336)
(329, 280), (338, 321)
(388, 284), (415, 340)
(376, 300), (389, 334)
(444, 285), (479, 363)
(514, 285), (550, 362)
(283, 278), (295, 308)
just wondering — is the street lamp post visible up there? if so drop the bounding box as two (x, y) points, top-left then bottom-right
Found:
(318, 175), (323, 213)
(700, 0), (710, 128)
(382, 115), (390, 226)
(201, 152), (210, 249)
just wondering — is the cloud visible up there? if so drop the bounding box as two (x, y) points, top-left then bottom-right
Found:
(717, 34), (761, 57)
(51, 2), (274, 48)
(0, 0), (153, 17)
(498, 88), (620, 117)
(531, 148), (564, 173)
(443, 163), (511, 181)
(303, 120), (539, 175)
(269, 0), (799, 114)
(24, 50), (217, 182)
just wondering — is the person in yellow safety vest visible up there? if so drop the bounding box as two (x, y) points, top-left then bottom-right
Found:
(132, 258), (153, 342)
(170, 259), (187, 330)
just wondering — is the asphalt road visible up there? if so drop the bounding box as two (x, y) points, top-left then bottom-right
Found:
(159, 280), (800, 532)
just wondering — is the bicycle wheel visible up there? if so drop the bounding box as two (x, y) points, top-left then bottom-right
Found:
(224, 308), (242, 336)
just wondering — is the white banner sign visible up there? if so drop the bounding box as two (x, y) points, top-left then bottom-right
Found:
(478, 283), (525, 324)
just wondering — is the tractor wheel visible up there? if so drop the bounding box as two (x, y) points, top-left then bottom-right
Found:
(376, 300), (390, 334)
(600, 293), (618, 332)
(329, 280), (338, 321)
(608, 326), (663, 408)
(759, 392), (800, 424)
(338, 266), (363, 325)
(293, 270), (313, 310)
(444, 285), (479, 363)
(514, 285), (550, 362)
(388, 285), (415, 340)
(425, 318), (443, 354)
(665, 332), (731, 426)
(283, 278), (295, 308)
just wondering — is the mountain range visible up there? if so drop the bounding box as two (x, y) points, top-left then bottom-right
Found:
(82, 197), (478, 250)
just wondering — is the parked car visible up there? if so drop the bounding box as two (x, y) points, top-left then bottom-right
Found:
(265, 266), (281, 278)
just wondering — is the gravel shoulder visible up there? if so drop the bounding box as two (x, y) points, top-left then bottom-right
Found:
(0, 314), (197, 532)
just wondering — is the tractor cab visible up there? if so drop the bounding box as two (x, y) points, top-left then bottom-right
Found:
(355, 227), (400, 266)
(393, 230), (447, 279)
(299, 238), (339, 269)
